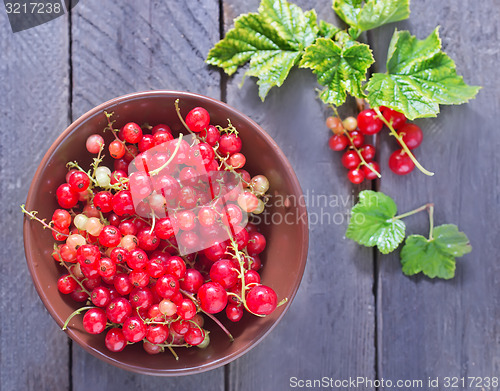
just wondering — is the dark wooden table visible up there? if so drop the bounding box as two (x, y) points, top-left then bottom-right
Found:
(2, 0), (498, 390)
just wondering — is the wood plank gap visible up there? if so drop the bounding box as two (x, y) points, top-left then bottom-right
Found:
(365, 27), (380, 391)
(224, 363), (230, 391)
(68, 0), (74, 122)
(218, 0), (227, 102)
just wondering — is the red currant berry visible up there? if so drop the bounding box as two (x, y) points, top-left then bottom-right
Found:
(154, 217), (178, 239)
(360, 144), (376, 161)
(138, 134), (155, 152)
(105, 328), (127, 352)
(165, 256), (186, 279)
(93, 191), (113, 213)
(114, 273), (134, 295)
(226, 303), (244, 322)
(397, 123), (423, 150)
(219, 133), (242, 155)
(127, 248), (148, 269)
(122, 316), (147, 343)
(200, 125), (220, 146)
(109, 140), (126, 159)
(68, 171), (90, 192)
(247, 232), (266, 256)
(152, 124), (172, 135)
(179, 269), (204, 294)
(86, 134), (104, 154)
(155, 274), (179, 299)
(52, 209), (71, 229)
(136, 227), (160, 252)
(83, 308), (107, 334)
(246, 285), (277, 315)
(122, 122), (143, 144)
(347, 168), (365, 184)
(357, 109), (383, 135)
(91, 286), (111, 307)
(110, 247), (128, 264)
(204, 241), (228, 261)
(56, 183), (79, 209)
(197, 282), (227, 314)
(388, 149), (415, 175)
(146, 324), (169, 344)
(348, 130), (365, 148)
(98, 257), (116, 278)
(328, 134), (348, 151)
(186, 107), (210, 133)
(106, 297), (132, 323)
(341, 150), (361, 170)
(362, 161), (381, 180)
(381, 106), (407, 130)
(177, 298), (197, 320)
(184, 327), (205, 346)
(98, 225), (122, 247)
(112, 190), (135, 216)
(129, 287), (154, 310)
(57, 274), (77, 294)
(76, 244), (101, 268)
(210, 259), (239, 289)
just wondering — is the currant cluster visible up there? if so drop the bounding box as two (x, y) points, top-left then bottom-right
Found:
(327, 106), (424, 182)
(31, 102), (280, 358)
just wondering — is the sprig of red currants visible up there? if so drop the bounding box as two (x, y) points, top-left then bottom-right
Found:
(23, 101), (283, 359)
(327, 104), (426, 184)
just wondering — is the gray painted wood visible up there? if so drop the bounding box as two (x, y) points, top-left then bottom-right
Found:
(70, 0), (224, 388)
(372, 0), (500, 387)
(1, 0), (498, 390)
(223, 1), (375, 390)
(0, 10), (71, 391)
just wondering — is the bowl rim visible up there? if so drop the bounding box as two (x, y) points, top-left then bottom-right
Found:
(23, 90), (309, 376)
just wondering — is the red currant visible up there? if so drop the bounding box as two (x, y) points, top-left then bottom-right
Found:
(186, 107), (210, 133)
(246, 285), (277, 315)
(328, 134), (348, 151)
(357, 109), (383, 135)
(397, 123), (423, 149)
(347, 168), (365, 184)
(388, 149), (415, 175)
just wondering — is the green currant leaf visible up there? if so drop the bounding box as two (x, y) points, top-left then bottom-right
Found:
(300, 37), (374, 106)
(318, 20), (341, 39)
(333, 0), (410, 38)
(366, 28), (481, 120)
(206, 0), (319, 100)
(346, 190), (406, 254)
(400, 224), (472, 279)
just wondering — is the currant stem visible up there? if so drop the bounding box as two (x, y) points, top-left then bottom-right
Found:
(104, 111), (136, 159)
(21, 205), (69, 237)
(62, 306), (95, 330)
(373, 107), (434, 176)
(174, 99), (196, 136)
(393, 203), (433, 220)
(179, 289), (234, 342)
(428, 204), (435, 240)
(148, 133), (184, 176)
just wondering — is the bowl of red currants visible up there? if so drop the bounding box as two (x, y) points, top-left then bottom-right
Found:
(23, 91), (308, 375)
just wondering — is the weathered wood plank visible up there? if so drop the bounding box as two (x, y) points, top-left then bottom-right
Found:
(372, 0), (500, 386)
(70, 0), (224, 387)
(0, 11), (71, 391)
(222, 1), (376, 389)
(71, 0), (221, 118)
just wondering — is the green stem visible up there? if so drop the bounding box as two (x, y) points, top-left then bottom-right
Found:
(179, 289), (234, 342)
(21, 205), (69, 237)
(148, 133), (184, 176)
(393, 203), (432, 220)
(374, 107), (434, 176)
(174, 99), (196, 136)
(62, 306), (95, 330)
(428, 204), (435, 240)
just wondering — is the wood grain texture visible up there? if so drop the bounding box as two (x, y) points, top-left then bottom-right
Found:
(371, 0), (500, 387)
(70, 0), (224, 388)
(71, 0), (221, 118)
(0, 10), (71, 391)
(222, 1), (376, 390)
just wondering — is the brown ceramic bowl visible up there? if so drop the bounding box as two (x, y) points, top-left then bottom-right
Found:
(23, 91), (308, 376)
